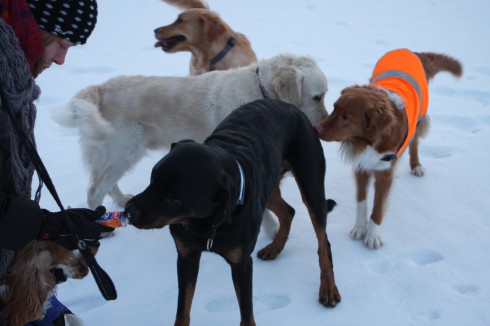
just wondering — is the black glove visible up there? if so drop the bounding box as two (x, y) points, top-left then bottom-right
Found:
(38, 206), (114, 250)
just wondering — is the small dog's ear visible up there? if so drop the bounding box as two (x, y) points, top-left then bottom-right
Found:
(0, 242), (57, 325)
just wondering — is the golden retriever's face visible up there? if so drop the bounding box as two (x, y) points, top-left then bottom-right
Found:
(154, 9), (224, 52)
(315, 86), (395, 143)
(299, 66), (329, 124)
(271, 59), (329, 124)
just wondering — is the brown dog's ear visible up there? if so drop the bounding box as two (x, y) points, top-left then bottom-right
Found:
(271, 67), (304, 107)
(363, 101), (396, 141)
(200, 11), (226, 42)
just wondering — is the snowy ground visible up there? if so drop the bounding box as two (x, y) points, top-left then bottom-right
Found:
(32, 0), (490, 325)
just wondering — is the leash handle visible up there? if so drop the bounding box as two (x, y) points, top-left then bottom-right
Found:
(1, 89), (117, 300)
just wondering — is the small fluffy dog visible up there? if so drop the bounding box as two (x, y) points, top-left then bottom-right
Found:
(155, 0), (257, 75)
(54, 54), (329, 210)
(315, 49), (462, 249)
(0, 241), (98, 325)
(125, 99), (340, 325)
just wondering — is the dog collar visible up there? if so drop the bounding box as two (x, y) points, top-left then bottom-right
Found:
(380, 153), (397, 162)
(235, 159), (245, 205)
(256, 67), (270, 99)
(209, 36), (236, 68)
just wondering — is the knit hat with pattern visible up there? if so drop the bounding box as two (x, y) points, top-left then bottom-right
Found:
(26, 0), (98, 45)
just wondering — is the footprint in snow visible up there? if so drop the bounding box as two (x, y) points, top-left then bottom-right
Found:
(419, 145), (453, 159)
(453, 283), (479, 295)
(369, 249), (443, 274)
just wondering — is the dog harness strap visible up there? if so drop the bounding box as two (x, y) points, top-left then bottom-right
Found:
(209, 36), (236, 68)
(370, 48), (429, 158)
(235, 159), (245, 205)
(256, 67), (270, 99)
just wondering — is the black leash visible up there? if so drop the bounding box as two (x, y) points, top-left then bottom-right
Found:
(0, 89), (117, 301)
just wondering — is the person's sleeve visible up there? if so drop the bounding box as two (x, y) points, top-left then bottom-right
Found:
(0, 192), (44, 250)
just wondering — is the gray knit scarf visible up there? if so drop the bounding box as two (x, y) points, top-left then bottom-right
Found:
(0, 19), (41, 278)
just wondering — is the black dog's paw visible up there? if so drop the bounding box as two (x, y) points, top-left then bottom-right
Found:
(325, 199), (337, 213)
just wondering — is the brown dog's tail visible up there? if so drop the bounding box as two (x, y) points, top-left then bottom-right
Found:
(161, 0), (209, 10)
(415, 52), (463, 81)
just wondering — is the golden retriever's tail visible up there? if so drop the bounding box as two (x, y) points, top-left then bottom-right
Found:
(161, 0), (209, 10)
(52, 86), (114, 140)
(415, 52), (463, 81)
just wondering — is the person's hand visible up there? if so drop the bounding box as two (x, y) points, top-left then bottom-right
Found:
(37, 206), (114, 250)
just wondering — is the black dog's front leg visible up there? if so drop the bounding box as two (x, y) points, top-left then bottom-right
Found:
(230, 256), (256, 326)
(174, 251), (202, 326)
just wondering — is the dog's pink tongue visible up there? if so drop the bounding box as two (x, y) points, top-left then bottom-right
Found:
(154, 41), (165, 48)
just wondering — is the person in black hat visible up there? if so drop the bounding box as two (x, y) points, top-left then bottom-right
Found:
(26, 0), (98, 76)
(0, 0), (112, 324)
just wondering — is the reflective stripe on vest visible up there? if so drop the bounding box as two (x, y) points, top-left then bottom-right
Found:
(371, 70), (424, 121)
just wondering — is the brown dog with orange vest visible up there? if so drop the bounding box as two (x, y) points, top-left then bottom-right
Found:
(315, 48), (462, 249)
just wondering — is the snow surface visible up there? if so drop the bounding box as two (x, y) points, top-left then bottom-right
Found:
(31, 0), (490, 325)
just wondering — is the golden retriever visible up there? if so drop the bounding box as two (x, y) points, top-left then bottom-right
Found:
(155, 0), (257, 75)
(53, 53), (329, 211)
(315, 49), (462, 249)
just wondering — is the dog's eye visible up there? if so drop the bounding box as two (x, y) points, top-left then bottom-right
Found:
(341, 113), (349, 121)
(313, 95), (322, 103)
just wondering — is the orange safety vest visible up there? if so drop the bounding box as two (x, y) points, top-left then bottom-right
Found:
(371, 48), (429, 157)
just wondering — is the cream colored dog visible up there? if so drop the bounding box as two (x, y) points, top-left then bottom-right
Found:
(54, 54), (329, 209)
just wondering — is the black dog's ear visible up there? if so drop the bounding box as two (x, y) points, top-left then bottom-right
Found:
(216, 172), (238, 224)
(170, 139), (196, 150)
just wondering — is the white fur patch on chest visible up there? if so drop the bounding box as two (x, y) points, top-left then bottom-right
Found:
(341, 143), (393, 171)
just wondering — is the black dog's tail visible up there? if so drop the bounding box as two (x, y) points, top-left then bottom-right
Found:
(415, 52), (463, 81)
(326, 199), (337, 213)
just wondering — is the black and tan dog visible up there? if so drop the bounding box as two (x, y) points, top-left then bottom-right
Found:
(124, 99), (340, 326)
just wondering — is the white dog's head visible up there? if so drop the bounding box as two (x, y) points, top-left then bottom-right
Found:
(258, 54), (329, 124)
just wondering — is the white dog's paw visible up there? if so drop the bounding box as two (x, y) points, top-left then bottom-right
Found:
(350, 224), (367, 240)
(411, 165), (425, 177)
(364, 219), (383, 249)
(351, 200), (368, 240)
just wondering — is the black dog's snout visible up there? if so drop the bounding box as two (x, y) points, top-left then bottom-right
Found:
(124, 200), (140, 225)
